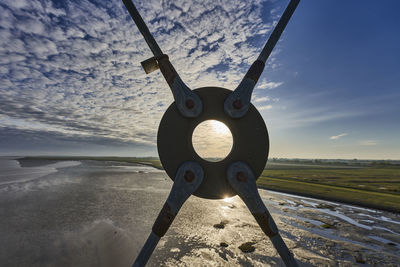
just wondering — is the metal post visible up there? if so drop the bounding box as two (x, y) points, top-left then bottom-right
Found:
(227, 161), (298, 267)
(121, 0), (203, 118)
(224, 0), (300, 118)
(121, 0), (163, 57)
(258, 0), (300, 63)
(132, 161), (204, 266)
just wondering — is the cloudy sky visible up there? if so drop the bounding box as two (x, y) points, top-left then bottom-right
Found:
(1, 0), (399, 159)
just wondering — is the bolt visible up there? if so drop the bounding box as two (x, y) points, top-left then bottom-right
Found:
(185, 99), (195, 109)
(233, 99), (242, 109)
(236, 171), (247, 182)
(184, 170), (195, 182)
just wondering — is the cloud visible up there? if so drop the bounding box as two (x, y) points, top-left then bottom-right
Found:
(256, 80), (284, 90)
(258, 105), (273, 111)
(253, 96), (270, 103)
(359, 140), (377, 146)
(0, 0), (282, 154)
(330, 133), (348, 140)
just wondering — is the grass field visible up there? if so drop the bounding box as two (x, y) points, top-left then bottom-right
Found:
(259, 162), (400, 212)
(18, 156), (400, 213)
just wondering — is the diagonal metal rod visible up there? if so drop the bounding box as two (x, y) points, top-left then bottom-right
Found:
(227, 162), (298, 267)
(121, 0), (203, 118)
(132, 162), (204, 266)
(258, 0), (300, 63)
(122, 0), (163, 57)
(224, 0), (300, 118)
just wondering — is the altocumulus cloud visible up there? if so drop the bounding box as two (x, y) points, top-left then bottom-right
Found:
(330, 133), (348, 140)
(0, 0), (282, 153)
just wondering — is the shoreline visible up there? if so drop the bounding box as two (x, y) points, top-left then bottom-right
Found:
(258, 185), (399, 214)
(16, 156), (163, 170)
(14, 156), (399, 214)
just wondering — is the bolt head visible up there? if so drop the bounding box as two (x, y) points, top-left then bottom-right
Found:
(233, 99), (243, 109)
(184, 170), (195, 182)
(236, 171), (247, 182)
(185, 99), (195, 109)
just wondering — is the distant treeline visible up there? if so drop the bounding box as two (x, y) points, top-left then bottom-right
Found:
(20, 155), (400, 167)
(269, 158), (400, 166)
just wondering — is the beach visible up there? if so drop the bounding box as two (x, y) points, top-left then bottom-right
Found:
(0, 158), (399, 266)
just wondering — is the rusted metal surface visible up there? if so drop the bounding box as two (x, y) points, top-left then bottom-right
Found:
(252, 210), (278, 237)
(166, 161), (204, 213)
(226, 161), (266, 213)
(156, 55), (200, 116)
(122, 0), (301, 265)
(244, 60), (265, 83)
(184, 170), (195, 182)
(158, 87), (269, 199)
(133, 161), (204, 266)
(232, 99), (243, 110)
(157, 55), (176, 87)
(224, 0), (300, 119)
(155, 54), (203, 118)
(236, 171), (247, 182)
(132, 232), (160, 267)
(257, 0), (300, 63)
(185, 99), (195, 109)
(122, 0), (203, 118)
(227, 161), (299, 267)
(121, 0), (163, 57)
(152, 202), (175, 237)
(223, 77), (254, 118)
(226, 59), (267, 116)
(271, 235), (299, 267)
(140, 56), (159, 74)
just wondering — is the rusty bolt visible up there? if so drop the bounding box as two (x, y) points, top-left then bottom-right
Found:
(236, 171), (247, 182)
(184, 170), (195, 182)
(233, 99), (243, 109)
(185, 99), (195, 109)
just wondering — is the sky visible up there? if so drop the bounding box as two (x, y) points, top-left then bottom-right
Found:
(0, 0), (399, 159)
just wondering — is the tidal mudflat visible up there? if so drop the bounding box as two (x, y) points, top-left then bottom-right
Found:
(0, 158), (398, 266)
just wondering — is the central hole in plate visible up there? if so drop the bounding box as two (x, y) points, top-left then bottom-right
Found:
(192, 120), (233, 162)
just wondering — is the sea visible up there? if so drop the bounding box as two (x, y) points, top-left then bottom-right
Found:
(0, 157), (399, 266)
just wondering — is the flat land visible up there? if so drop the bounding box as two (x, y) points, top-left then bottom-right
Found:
(259, 161), (400, 213)
(18, 156), (163, 170)
(19, 157), (400, 213)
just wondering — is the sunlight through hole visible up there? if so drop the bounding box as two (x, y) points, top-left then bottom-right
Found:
(192, 120), (233, 162)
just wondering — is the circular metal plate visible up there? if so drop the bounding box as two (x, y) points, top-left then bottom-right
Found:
(157, 87), (269, 199)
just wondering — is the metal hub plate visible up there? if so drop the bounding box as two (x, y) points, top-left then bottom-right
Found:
(158, 87), (269, 199)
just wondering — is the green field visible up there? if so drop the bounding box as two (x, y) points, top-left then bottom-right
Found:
(259, 161), (400, 212)
(18, 157), (400, 213)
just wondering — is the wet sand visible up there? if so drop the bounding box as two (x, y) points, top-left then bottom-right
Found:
(0, 159), (399, 266)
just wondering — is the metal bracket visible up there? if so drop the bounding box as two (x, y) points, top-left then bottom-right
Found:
(140, 54), (203, 118)
(141, 57), (159, 74)
(227, 161), (298, 267)
(224, 0), (300, 119)
(133, 161), (204, 266)
(224, 60), (265, 118)
(157, 55), (202, 118)
(158, 87), (269, 199)
(122, 0), (302, 265)
(122, 0), (202, 118)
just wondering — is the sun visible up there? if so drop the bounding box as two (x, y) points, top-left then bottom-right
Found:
(223, 196), (235, 203)
(211, 120), (230, 135)
(192, 120), (233, 161)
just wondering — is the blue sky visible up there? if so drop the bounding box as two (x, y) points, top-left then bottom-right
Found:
(0, 0), (399, 159)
